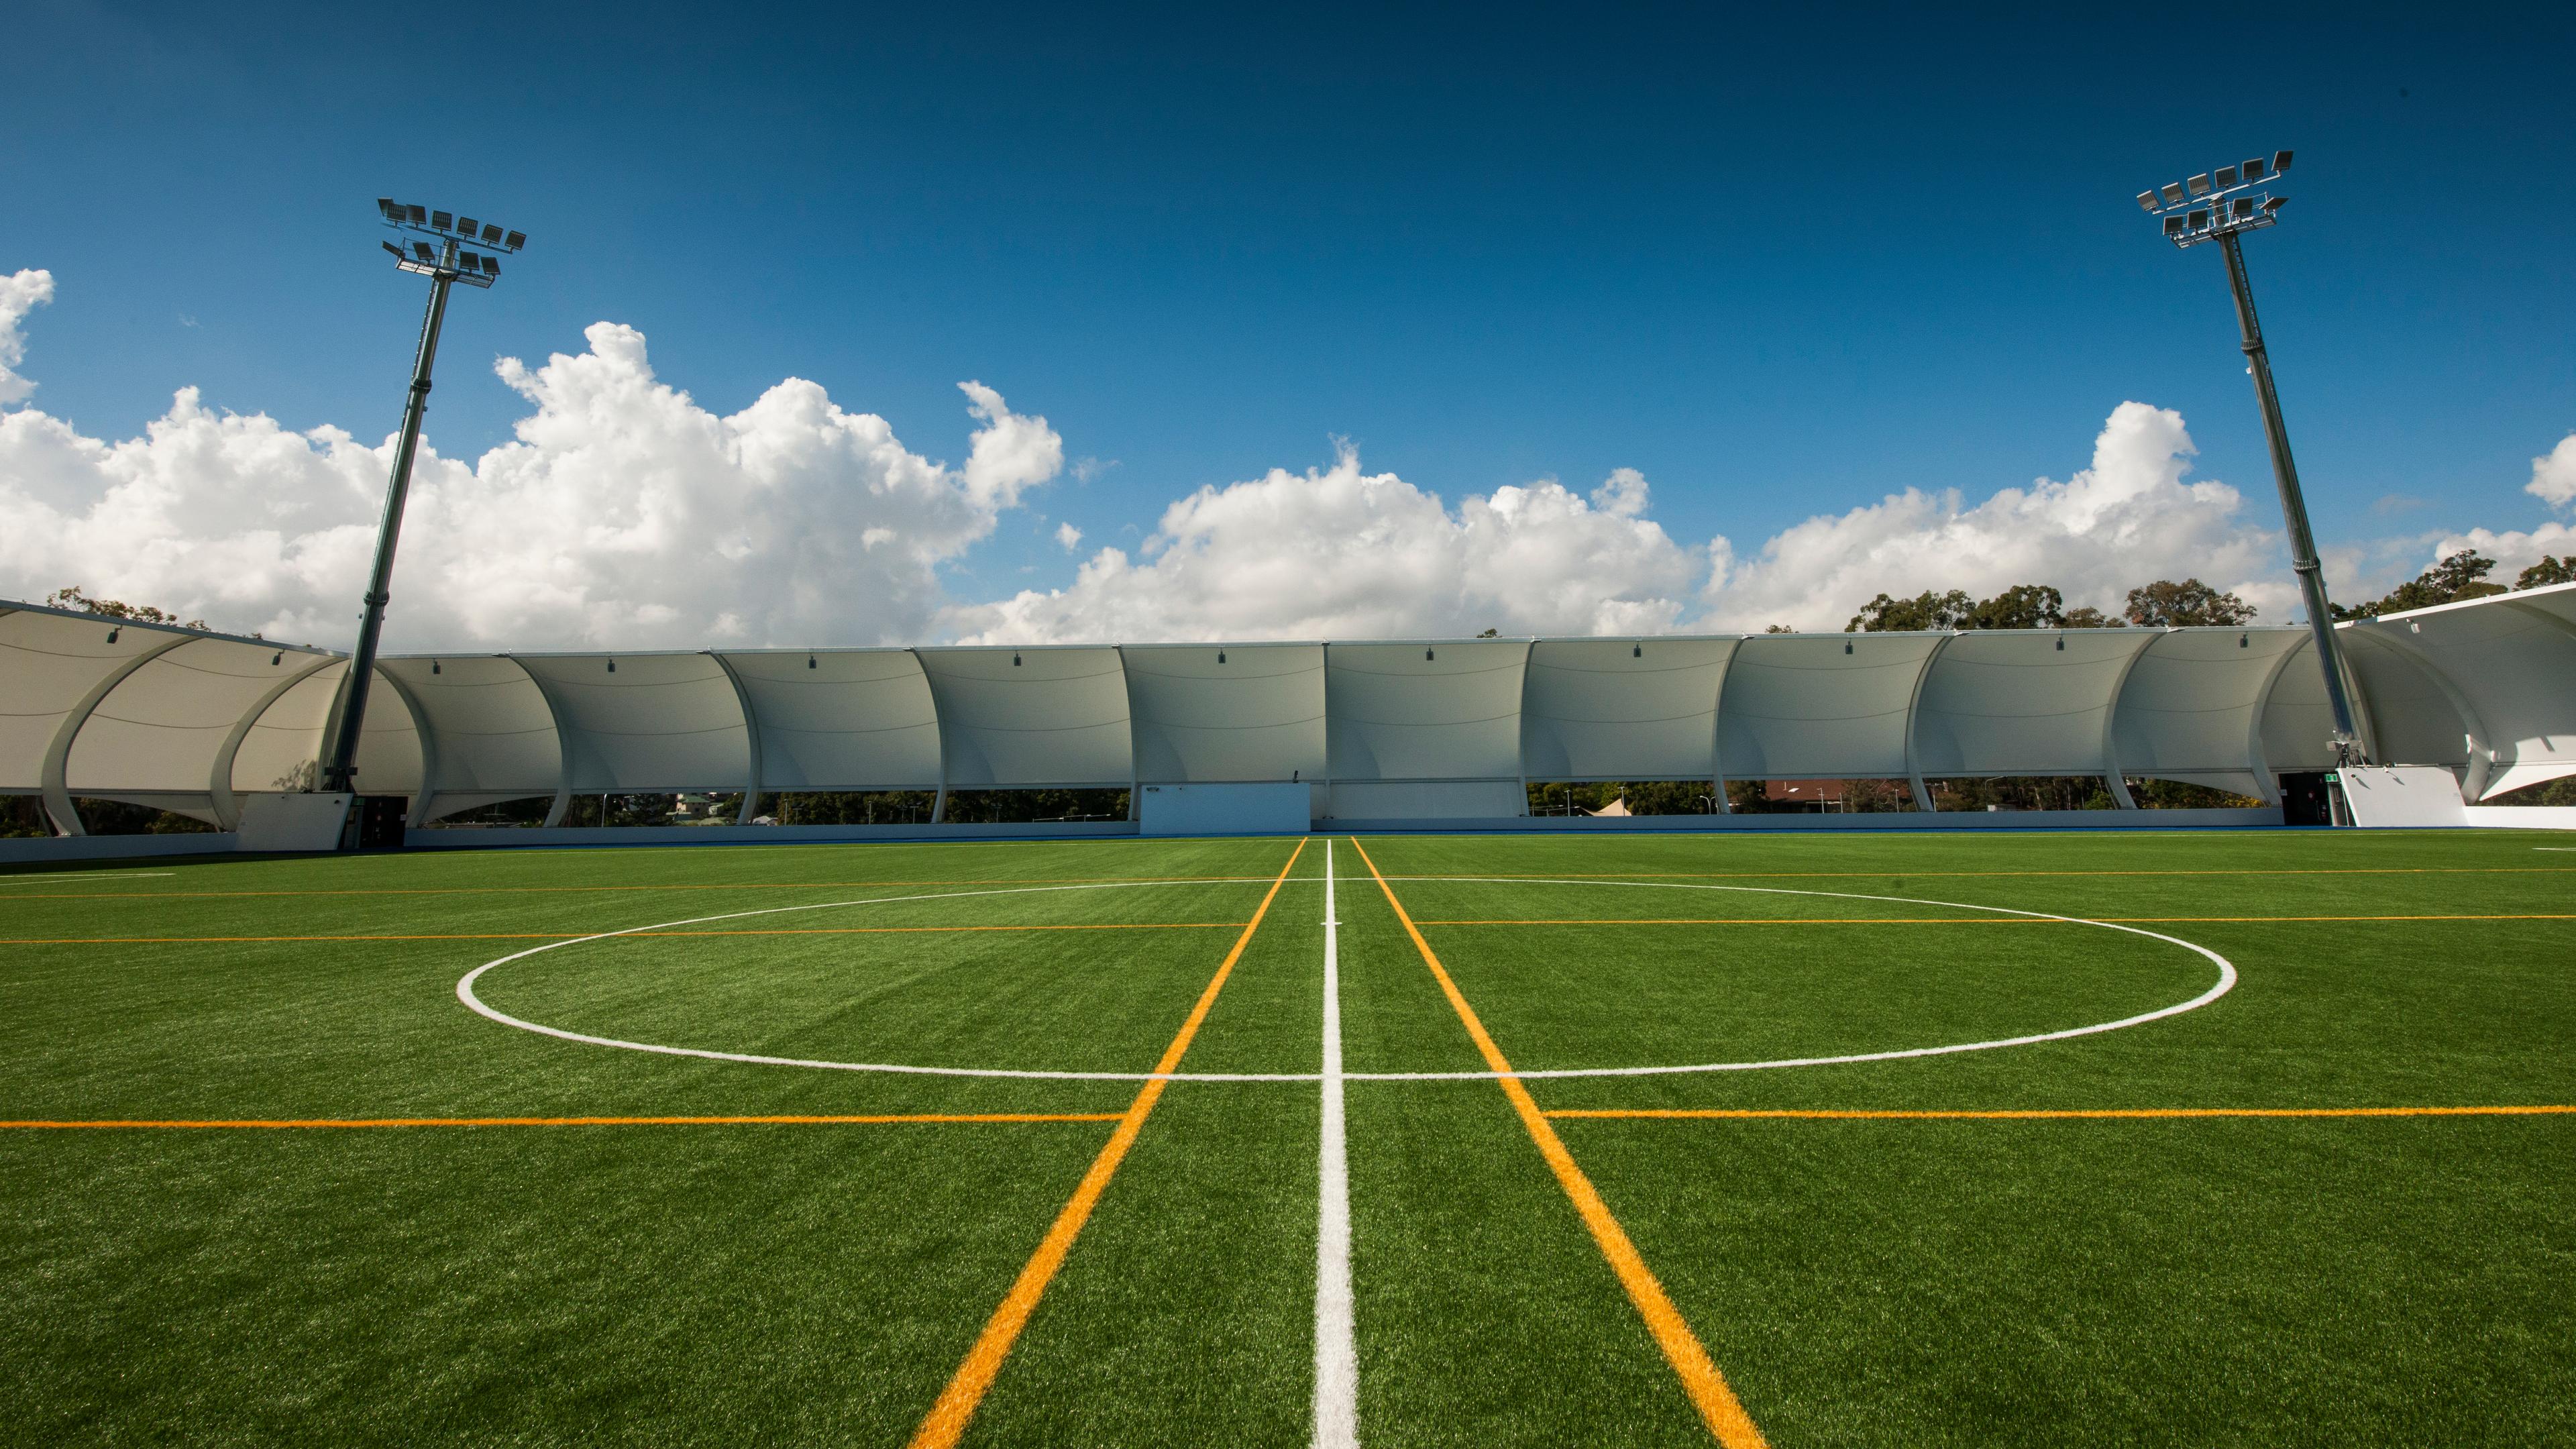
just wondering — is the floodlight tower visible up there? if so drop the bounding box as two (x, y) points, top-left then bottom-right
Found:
(2135, 151), (2363, 767)
(318, 200), (527, 800)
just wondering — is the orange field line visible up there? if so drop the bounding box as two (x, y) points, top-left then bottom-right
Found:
(1542, 1106), (2576, 1121)
(906, 836), (1308, 1449)
(1411, 914), (2576, 925)
(1, 876), (1283, 900)
(1, 1114), (1124, 1130)
(0, 923), (1249, 945)
(1350, 837), (1768, 1449)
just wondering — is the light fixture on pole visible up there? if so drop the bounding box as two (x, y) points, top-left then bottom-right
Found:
(2135, 150), (2365, 771)
(317, 199), (528, 806)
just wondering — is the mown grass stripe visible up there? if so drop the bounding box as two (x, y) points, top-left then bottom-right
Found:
(1350, 837), (1768, 1449)
(1, 1114), (1124, 1130)
(1411, 914), (2576, 925)
(1542, 1106), (2576, 1121)
(906, 837), (1309, 1449)
(3, 876), (1286, 900)
(1381, 867), (2575, 880)
(0, 923), (1249, 945)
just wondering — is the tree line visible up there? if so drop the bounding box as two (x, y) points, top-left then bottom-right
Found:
(1832, 550), (2574, 636)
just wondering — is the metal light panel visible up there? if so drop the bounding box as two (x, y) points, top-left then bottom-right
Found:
(2137, 190), (2159, 213)
(2263, 196), (2286, 213)
(429, 210), (453, 231)
(2215, 164), (2239, 186)
(2187, 173), (2212, 196)
(2187, 209), (2210, 229)
(479, 256), (499, 275)
(412, 240), (437, 261)
(382, 240), (405, 259)
(457, 216), (479, 235)
(503, 230), (526, 250)
(2272, 149), (2293, 172)
(2163, 215), (2187, 236)
(2161, 182), (2186, 205)
(2243, 156), (2267, 180)
(480, 223), (502, 244)
(407, 204), (427, 224)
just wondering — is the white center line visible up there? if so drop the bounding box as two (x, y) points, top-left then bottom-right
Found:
(1313, 839), (1359, 1449)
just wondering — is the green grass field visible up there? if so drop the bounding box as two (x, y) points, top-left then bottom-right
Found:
(5, 827), (2574, 1446)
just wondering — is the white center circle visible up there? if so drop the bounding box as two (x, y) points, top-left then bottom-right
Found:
(456, 876), (2237, 1083)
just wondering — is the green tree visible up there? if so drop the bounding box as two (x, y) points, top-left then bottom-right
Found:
(1968, 584), (2067, 631)
(2125, 578), (2257, 627)
(1847, 589), (1974, 632)
(2332, 551), (2502, 619)
(2061, 606), (2115, 628)
(44, 585), (216, 632)
(2515, 555), (2575, 590)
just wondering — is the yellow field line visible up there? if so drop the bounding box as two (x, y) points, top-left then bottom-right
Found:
(2, 876), (1282, 900)
(1350, 837), (1767, 1449)
(906, 836), (1308, 1449)
(0, 923), (1248, 945)
(1542, 1106), (2576, 1122)
(1, 1114), (1123, 1130)
(1411, 914), (2576, 925)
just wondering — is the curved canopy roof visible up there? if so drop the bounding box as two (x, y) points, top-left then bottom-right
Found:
(8, 581), (2571, 829)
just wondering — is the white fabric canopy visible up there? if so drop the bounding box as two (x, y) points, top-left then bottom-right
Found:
(7, 580), (2573, 830)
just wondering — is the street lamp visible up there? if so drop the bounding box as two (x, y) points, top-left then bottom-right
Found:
(2135, 150), (2363, 769)
(317, 199), (527, 806)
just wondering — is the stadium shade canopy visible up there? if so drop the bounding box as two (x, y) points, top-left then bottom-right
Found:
(5, 584), (2573, 831)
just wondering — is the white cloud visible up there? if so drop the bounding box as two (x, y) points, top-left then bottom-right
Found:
(0, 309), (1061, 649)
(1699, 402), (2294, 629)
(2428, 519), (2575, 584)
(2398, 433), (2576, 586)
(9, 266), (2553, 654)
(0, 268), (56, 405)
(943, 443), (1702, 643)
(2529, 433), (2576, 510)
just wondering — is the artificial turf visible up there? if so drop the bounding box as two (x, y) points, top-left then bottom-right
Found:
(2, 827), (2571, 1445)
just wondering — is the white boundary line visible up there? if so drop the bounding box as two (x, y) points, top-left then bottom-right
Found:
(1342, 878), (2237, 1081)
(0, 871), (176, 885)
(455, 877), (2235, 1084)
(458, 881), (1320, 1082)
(1313, 840), (1359, 1449)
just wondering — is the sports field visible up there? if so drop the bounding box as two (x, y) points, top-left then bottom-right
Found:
(5, 828), (2574, 1446)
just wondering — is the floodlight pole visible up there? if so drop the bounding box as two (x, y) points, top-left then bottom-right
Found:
(320, 254), (453, 795)
(2213, 231), (2363, 765)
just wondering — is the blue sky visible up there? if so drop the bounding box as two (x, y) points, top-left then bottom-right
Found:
(3, 1), (2572, 646)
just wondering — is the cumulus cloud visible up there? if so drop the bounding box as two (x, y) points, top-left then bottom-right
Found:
(1699, 402), (2293, 629)
(0, 306), (1061, 649)
(943, 444), (1703, 643)
(0, 268), (54, 405)
(2528, 433), (2576, 510)
(14, 263), (2554, 651)
(2422, 433), (2576, 581)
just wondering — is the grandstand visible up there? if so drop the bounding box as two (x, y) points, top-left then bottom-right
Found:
(5, 583), (2573, 853)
